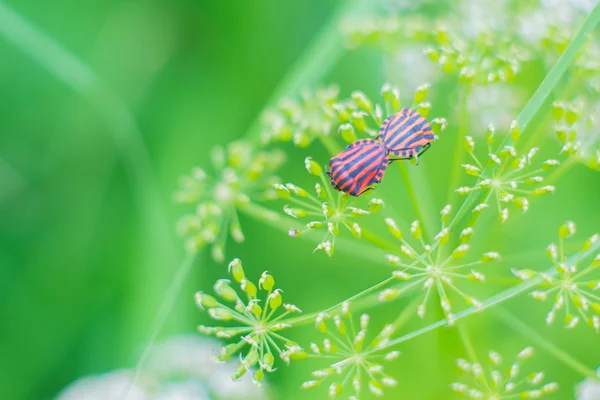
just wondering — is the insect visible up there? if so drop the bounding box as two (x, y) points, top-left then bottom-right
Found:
(378, 107), (435, 161)
(327, 139), (388, 197)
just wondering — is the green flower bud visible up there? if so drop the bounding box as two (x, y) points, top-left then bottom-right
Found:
(532, 186), (555, 196)
(565, 105), (579, 126)
(559, 221), (576, 238)
(542, 160), (560, 171)
(352, 91), (373, 111)
(259, 271), (275, 291)
(268, 289), (283, 310)
(351, 111), (368, 132)
(416, 102), (431, 118)
(228, 258), (245, 282)
(369, 198), (384, 213)
(305, 157), (322, 176)
(452, 244), (469, 259)
(464, 136), (475, 153)
(552, 102), (565, 122)
(510, 120), (521, 143)
(338, 123), (357, 143)
(486, 124), (495, 145)
(208, 307), (233, 321)
(462, 164), (481, 176)
(385, 218), (402, 240)
(286, 183), (309, 197)
(214, 279), (237, 302)
(414, 83), (430, 104)
(410, 220), (422, 240)
(293, 131), (311, 148)
(431, 118), (447, 133)
(332, 103), (351, 122)
(241, 278), (257, 298)
(195, 292), (218, 309)
(284, 205), (308, 218)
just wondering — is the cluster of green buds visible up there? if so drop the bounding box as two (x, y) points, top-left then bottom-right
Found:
(381, 205), (500, 325)
(275, 157), (384, 257)
(450, 347), (559, 399)
(423, 27), (530, 85)
(340, 14), (433, 51)
(302, 302), (401, 399)
(195, 259), (306, 385)
(456, 121), (560, 223)
(174, 141), (286, 262)
(575, 38), (600, 93)
(553, 100), (600, 171)
(514, 221), (600, 331)
(260, 86), (340, 147)
(334, 83), (447, 147)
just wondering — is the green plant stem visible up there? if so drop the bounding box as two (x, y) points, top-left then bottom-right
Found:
(124, 252), (197, 399)
(447, 3), (600, 231)
(245, 0), (368, 143)
(285, 278), (396, 326)
(447, 85), (471, 204)
(456, 322), (479, 364)
(397, 162), (436, 242)
(364, 239), (600, 355)
(494, 306), (598, 378)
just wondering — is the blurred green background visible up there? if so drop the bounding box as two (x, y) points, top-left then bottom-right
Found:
(1, 0), (600, 399)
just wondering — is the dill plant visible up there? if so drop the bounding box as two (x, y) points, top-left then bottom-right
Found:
(181, 1), (600, 399)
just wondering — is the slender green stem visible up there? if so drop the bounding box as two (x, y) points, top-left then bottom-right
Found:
(456, 322), (479, 364)
(447, 85), (471, 203)
(364, 239), (600, 354)
(285, 278), (396, 326)
(397, 163), (436, 242)
(494, 306), (598, 378)
(124, 253), (197, 399)
(245, 0), (367, 143)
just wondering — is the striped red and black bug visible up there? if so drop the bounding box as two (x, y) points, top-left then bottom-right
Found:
(378, 107), (435, 160)
(327, 139), (388, 197)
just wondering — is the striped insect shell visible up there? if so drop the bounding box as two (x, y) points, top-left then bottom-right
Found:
(327, 139), (389, 197)
(379, 107), (435, 159)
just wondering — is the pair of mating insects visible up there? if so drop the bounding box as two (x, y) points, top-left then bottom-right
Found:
(327, 107), (435, 197)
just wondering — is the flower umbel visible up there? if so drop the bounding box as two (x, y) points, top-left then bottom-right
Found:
(381, 205), (500, 325)
(196, 259), (306, 384)
(457, 122), (560, 222)
(333, 83), (447, 148)
(450, 347), (559, 399)
(261, 86), (340, 147)
(513, 221), (600, 331)
(276, 157), (384, 257)
(302, 303), (400, 399)
(174, 141), (286, 262)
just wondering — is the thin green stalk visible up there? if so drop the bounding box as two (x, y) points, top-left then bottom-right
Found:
(456, 322), (479, 364)
(245, 0), (369, 143)
(124, 253), (197, 400)
(447, 86), (471, 203)
(397, 162), (437, 242)
(494, 306), (598, 378)
(447, 3), (600, 231)
(364, 239), (600, 354)
(285, 277), (396, 326)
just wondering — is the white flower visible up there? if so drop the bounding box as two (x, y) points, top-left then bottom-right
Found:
(577, 370), (600, 400)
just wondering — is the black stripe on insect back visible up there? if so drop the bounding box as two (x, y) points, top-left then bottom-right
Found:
(340, 144), (381, 163)
(387, 120), (429, 149)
